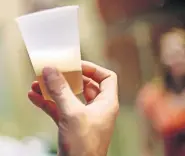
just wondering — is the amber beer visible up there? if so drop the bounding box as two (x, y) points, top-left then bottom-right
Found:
(30, 48), (83, 100)
(37, 70), (83, 100)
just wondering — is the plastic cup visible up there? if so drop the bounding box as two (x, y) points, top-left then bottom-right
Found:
(16, 6), (83, 100)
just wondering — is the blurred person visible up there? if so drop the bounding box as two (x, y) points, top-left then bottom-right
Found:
(137, 24), (185, 156)
(96, 0), (185, 105)
(96, 0), (174, 105)
(28, 61), (119, 156)
(96, 0), (185, 156)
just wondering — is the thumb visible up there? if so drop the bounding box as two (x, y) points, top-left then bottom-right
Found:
(42, 67), (81, 114)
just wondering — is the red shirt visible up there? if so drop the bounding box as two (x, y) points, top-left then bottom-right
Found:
(138, 83), (185, 156)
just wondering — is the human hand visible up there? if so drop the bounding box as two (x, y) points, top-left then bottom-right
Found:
(28, 61), (119, 156)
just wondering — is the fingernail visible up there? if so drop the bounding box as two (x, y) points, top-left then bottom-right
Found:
(43, 67), (58, 81)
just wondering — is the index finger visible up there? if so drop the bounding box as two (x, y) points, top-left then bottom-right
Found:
(82, 61), (118, 102)
(31, 81), (41, 94)
(82, 61), (112, 83)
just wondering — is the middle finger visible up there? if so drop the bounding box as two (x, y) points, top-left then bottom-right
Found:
(83, 76), (100, 103)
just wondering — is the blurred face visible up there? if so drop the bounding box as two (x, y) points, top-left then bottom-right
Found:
(160, 29), (185, 77)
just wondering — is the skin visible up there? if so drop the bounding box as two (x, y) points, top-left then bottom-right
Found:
(160, 29), (185, 78)
(28, 61), (119, 156)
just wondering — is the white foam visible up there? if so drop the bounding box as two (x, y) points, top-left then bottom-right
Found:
(29, 48), (81, 76)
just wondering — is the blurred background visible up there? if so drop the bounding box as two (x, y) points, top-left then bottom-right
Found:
(0, 0), (184, 156)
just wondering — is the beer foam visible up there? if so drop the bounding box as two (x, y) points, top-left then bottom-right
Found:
(29, 48), (82, 76)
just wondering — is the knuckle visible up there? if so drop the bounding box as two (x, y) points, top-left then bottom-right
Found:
(50, 84), (68, 98)
(45, 76), (69, 96)
(110, 71), (117, 79)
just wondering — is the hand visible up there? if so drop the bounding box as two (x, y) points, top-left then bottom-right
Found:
(28, 61), (119, 156)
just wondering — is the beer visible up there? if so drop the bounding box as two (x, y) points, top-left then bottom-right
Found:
(30, 49), (83, 100)
(37, 71), (83, 100)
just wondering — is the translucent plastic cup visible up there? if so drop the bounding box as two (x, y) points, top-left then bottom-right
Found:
(16, 6), (83, 100)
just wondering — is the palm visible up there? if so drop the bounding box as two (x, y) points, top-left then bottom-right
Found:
(28, 78), (100, 126)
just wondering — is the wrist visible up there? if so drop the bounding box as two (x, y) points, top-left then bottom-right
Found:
(58, 147), (107, 156)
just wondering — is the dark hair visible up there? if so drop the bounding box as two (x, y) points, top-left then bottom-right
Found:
(152, 0), (185, 56)
(152, 18), (184, 58)
(163, 0), (185, 8)
(151, 7), (185, 93)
